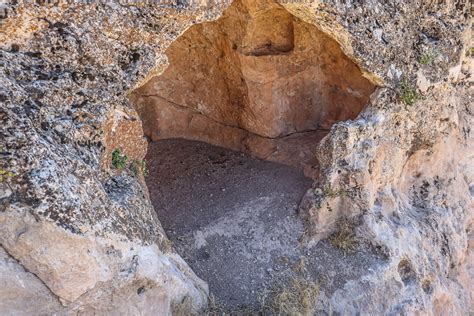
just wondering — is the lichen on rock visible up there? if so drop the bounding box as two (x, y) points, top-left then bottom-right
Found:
(0, 0), (472, 314)
(0, 1), (226, 313)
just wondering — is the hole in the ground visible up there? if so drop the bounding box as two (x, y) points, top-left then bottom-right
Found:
(131, 0), (377, 311)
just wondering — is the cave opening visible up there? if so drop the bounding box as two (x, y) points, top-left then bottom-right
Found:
(131, 0), (375, 310)
(132, 0), (375, 179)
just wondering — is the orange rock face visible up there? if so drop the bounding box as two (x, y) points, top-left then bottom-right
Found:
(131, 0), (375, 177)
(101, 107), (148, 170)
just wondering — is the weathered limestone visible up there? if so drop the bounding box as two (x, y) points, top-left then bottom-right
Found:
(0, 246), (61, 314)
(1, 1), (228, 314)
(0, 0), (472, 314)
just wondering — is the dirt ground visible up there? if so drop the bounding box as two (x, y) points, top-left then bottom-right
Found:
(146, 139), (384, 312)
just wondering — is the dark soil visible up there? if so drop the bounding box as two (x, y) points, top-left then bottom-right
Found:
(146, 139), (383, 312)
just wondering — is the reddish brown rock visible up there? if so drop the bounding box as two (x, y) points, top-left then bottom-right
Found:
(131, 0), (375, 176)
(101, 107), (148, 170)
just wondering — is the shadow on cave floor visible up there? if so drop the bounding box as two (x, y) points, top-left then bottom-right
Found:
(146, 139), (383, 312)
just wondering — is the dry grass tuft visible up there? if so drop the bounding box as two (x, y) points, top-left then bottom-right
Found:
(157, 235), (174, 253)
(262, 275), (319, 316)
(204, 275), (318, 315)
(203, 258), (319, 315)
(204, 294), (257, 315)
(292, 257), (307, 274)
(204, 294), (223, 315)
(329, 221), (359, 254)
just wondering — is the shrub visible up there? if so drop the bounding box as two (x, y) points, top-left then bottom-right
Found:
(323, 185), (348, 198)
(400, 79), (421, 107)
(420, 52), (435, 65)
(467, 47), (474, 57)
(111, 148), (128, 170)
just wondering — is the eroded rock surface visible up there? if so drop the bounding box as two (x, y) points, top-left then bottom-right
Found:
(0, 1), (228, 314)
(0, 0), (472, 314)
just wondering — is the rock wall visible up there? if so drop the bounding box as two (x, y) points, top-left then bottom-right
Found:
(0, 1), (230, 314)
(0, 0), (472, 314)
(291, 1), (473, 313)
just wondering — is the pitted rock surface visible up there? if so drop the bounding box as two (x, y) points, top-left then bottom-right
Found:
(0, 0), (472, 314)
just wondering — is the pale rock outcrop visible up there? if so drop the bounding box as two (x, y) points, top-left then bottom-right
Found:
(0, 246), (61, 314)
(0, 1), (226, 314)
(294, 1), (473, 313)
(0, 0), (472, 315)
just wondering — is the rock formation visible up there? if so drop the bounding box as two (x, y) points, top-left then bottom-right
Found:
(131, 0), (375, 177)
(0, 0), (472, 314)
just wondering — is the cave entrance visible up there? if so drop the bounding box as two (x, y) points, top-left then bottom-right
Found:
(131, 0), (375, 311)
(132, 0), (375, 179)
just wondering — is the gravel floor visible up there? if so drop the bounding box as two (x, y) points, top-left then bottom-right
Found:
(145, 139), (384, 312)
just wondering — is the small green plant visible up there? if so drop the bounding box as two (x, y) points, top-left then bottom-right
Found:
(0, 169), (14, 182)
(130, 159), (149, 177)
(313, 186), (350, 209)
(400, 79), (421, 107)
(323, 185), (348, 198)
(111, 148), (128, 170)
(420, 51), (435, 65)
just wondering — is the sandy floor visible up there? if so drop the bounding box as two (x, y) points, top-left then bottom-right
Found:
(146, 139), (383, 311)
